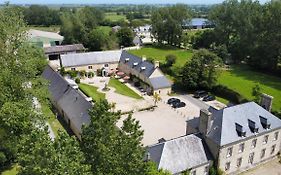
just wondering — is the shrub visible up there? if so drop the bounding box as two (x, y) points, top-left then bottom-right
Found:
(97, 69), (102, 76)
(68, 70), (78, 78)
(75, 78), (80, 84)
(80, 70), (86, 77)
(212, 85), (247, 104)
(165, 54), (177, 67)
(88, 72), (95, 78)
(0, 152), (7, 167)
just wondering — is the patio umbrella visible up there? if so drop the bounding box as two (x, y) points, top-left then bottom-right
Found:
(116, 71), (125, 76)
(123, 76), (130, 80)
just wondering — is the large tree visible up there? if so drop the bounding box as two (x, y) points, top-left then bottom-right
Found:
(151, 4), (191, 47)
(116, 27), (134, 47)
(81, 100), (146, 175)
(181, 49), (222, 90)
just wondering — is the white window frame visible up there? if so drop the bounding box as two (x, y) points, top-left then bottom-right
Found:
(251, 139), (257, 148)
(88, 66), (93, 69)
(71, 67), (76, 71)
(226, 147), (233, 158)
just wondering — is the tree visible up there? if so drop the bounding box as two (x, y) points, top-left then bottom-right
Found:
(81, 100), (146, 175)
(252, 83), (262, 103)
(153, 92), (161, 106)
(87, 28), (110, 51)
(165, 54), (177, 67)
(151, 4), (191, 47)
(181, 49), (222, 90)
(116, 27), (134, 47)
(145, 161), (172, 175)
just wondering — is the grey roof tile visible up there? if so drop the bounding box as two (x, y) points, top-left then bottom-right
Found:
(44, 44), (85, 54)
(149, 76), (171, 90)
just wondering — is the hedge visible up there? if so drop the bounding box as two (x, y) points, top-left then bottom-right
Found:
(212, 85), (248, 104)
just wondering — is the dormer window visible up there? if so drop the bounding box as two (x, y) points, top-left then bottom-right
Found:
(125, 58), (130, 62)
(141, 66), (146, 71)
(259, 116), (271, 129)
(133, 62), (138, 67)
(248, 119), (259, 133)
(235, 123), (246, 137)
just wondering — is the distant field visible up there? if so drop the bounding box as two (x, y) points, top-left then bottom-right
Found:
(128, 45), (193, 67)
(27, 25), (60, 33)
(218, 65), (281, 112)
(105, 12), (127, 22)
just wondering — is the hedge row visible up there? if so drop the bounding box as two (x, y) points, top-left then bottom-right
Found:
(211, 85), (248, 104)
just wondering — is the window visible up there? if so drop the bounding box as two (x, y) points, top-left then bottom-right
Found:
(226, 147), (233, 158)
(260, 149), (266, 159)
(104, 64), (109, 67)
(88, 66), (93, 69)
(274, 132), (279, 141)
(225, 162), (231, 171)
(263, 135), (269, 144)
(248, 153), (255, 164)
(271, 145), (276, 155)
(251, 139), (257, 148)
(71, 67), (76, 71)
(237, 158), (242, 167)
(204, 166), (209, 175)
(239, 143), (245, 153)
(191, 170), (196, 175)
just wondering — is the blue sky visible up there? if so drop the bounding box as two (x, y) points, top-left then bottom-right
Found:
(7, 0), (269, 5)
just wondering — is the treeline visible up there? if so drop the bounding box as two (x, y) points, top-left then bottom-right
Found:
(204, 0), (281, 72)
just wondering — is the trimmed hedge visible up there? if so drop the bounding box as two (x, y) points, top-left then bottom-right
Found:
(212, 85), (248, 104)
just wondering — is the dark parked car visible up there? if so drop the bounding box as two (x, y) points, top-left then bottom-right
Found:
(203, 95), (216, 101)
(194, 90), (208, 98)
(172, 102), (186, 108)
(167, 98), (180, 105)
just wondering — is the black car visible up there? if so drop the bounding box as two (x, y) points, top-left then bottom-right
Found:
(172, 102), (186, 108)
(203, 95), (216, 101)
(167, 98), (180, 105)
(193, 90), (208, 98)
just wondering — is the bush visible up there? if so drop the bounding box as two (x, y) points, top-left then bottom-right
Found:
(75, 78), (80, 84)
(67, 70), (78, 78)
(212, 85), (247, 104)
(88, 72), (95, 78)
(97, 69), (102, 76)
(165, 54), (177, 67)
(80, 70), (86, 77)
(0, 152), (7, 167)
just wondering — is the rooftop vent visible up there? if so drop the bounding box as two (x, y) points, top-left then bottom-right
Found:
(259, 116), (271, 129)
(248, 119), (259, 133)
(158, 138), (166, 143)
(125, 58), (130, 62)
(141, 66), (146, 71)
(235, 123), (246, 137)
(133, 62), (138, 67)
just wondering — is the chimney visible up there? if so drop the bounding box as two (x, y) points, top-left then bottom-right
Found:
(142, 56), (146, 62)
(260, 93), (273, 112)
(154, 61), (160, 68)
(199, 109), (212, 135)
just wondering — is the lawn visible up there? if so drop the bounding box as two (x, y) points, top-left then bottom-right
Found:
(128, 45), (193, 67)
(108, 78), (143, 100)
(27, 25), (60, 33)
(105, 12), (127, 22)
(79, 83), (106, 102)
(218, 65), (281, 112)
(97, 26), (112, 35)
(1, 164), (19, 175)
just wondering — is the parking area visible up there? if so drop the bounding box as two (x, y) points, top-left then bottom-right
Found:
(240, 158), (281, 175)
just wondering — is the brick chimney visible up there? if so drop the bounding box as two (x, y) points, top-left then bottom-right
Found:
(260, 93), (273, 112)
(199, 109), (212, 135)
(154, 61), (160, 68)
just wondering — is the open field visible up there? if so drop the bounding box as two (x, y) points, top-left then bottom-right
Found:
(108, 78), (143, 99)
(79, 83), (106, 102)
(128, 45), (193, 67)
(27, 25), (60, 33)
(105, 12), (127, 22)
(218, 65), (281, 112)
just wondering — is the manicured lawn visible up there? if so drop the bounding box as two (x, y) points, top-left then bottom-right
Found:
(105, 12), (127, 22)
(79, 83), (106, 102)
(216, 96), (229, 105)
(1, 164), (19, 175)
(218, 65), (281, 112)
(128, 45), (193, 67)
(108, 78), (143, 100)
(27, 25), (60, 33)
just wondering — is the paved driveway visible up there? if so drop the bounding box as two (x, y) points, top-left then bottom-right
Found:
(240, 158), (281, 175)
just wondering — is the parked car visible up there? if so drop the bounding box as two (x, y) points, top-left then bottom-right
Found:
(203, 95), (216, 102)
(194, 90), (208, 98)
(167, 98), (180, 105)
(172, 102), (186, 108)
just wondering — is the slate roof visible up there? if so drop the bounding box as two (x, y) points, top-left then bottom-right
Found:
(147, 134), (210, 174)
(44, 44), (85, 54)
(61, 50), (122, 67)
(42, 65), (92, 135)
(207, 102), (281, 146)
(120, 51), (156, 78)
(28, 29), (64, 41)
(149, 76), (171, 90)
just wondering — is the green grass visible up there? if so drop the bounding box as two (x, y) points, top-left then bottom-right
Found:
(128, 45), (193, 67)
(79, 83), (106, 102)
(108, 78), (143, 100)
(216, 96), (229, 105)
(41, 102), (65, 137)
(27, 25), (60, 33)
(1, 164), (19, 175)
(218, 65), (281, 111)
(97, 26), (112, 34)
(105, 12), (127, 22)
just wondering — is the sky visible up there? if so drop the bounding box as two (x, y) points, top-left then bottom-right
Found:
(5, 0), (269, 5)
